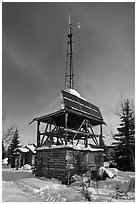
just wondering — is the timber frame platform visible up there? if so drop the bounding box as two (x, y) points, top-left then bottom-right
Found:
(32, 89), (105, 149)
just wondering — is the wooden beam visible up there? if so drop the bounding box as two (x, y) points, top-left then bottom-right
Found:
(60, 137), (64, 145)
(71, 119), (86, 144)
(92, 137), (99, 146)
(37, 121), (40, 147)
(85, 125), (98, 147)
(48, 119), (54, 144)
(76, 138), (80, 146)
(89, 124), (99, 146)
(65, 113), (68, 145)
(99, 124), (103, 148)
(40, 120), (57, 146)
(43, 136), (49, 146)
(85, 119), (88, 147)
(51, 118), (58, 130)
(40, 122), (49, 146)
(65, 128), (99, 138)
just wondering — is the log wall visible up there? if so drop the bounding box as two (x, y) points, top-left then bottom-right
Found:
(35, 147), (104, 183)
(36, 148), (67, 183)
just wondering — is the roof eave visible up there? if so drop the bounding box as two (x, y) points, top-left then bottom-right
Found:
(29, 107), (106, 126)
(31, 109), (66, 123)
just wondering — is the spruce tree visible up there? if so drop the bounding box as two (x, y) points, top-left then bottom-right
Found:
(8, 128), (20, 167)
(113, 99), (135, 171)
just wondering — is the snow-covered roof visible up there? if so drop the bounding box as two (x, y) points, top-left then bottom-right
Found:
(37, 144), (103, 152)
(36, 89), (86, 118)
(32, 89), (104, 125)
(14, 147), (29, 153)
(26, 144), (36, 153)
(65, 89), (86, 100)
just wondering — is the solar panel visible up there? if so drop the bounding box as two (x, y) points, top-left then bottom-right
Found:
(61, 90), (103, 121)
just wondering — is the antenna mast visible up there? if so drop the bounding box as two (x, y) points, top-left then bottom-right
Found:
(65, 15), (74, 89)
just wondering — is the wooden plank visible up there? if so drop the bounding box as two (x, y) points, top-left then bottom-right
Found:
(62, 89), (103, 120)
(65, 112), (68, 144)
(48, 158), (66, 162)
(64, 98), (81, 112)
(64, 127), (99, 137)
(49, 164), (66, 169)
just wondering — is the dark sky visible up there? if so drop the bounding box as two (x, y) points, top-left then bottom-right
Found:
(2, 2), (135, 145)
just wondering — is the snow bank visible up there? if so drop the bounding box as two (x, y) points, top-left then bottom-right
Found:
(2, 158), (8, 165)
(107, 168), (118, 176)
(99, 167), (114, 179)
(21, 164), (32, 170)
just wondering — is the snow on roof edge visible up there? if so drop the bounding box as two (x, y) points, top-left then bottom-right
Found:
(37, 144), (103, 152)
(14, 147), (29, 153)
(26, 144), (36, 153)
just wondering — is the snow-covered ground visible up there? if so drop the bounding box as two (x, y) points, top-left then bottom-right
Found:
(2, 165), (86, 202)
(2, 164), (135, 202)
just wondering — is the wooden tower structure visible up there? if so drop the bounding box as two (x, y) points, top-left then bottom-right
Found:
(30, 18), (106, 183)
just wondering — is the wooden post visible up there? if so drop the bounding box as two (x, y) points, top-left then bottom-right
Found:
(65, 113), (68, 145)
(23, 155), (25, 167)
(85, 136), (88, 148)
(85, 120), (88, 147)
(99, 125), (103, 148)
(67, 169), (70, 188)
(37, 121), (40, 147)
(49, 120), (53, 145)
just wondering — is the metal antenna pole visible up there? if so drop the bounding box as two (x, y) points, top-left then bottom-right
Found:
(65, 16), (80, 89)
(69, 16), (74, 89)
(65, 15), (74, 89)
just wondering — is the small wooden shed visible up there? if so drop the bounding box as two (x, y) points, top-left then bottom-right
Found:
(14, 147), (29, 169)
(14, 144), (36, 169)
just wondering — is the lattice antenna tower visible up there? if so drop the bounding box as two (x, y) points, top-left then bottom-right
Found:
(65, 15), (80, 89)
